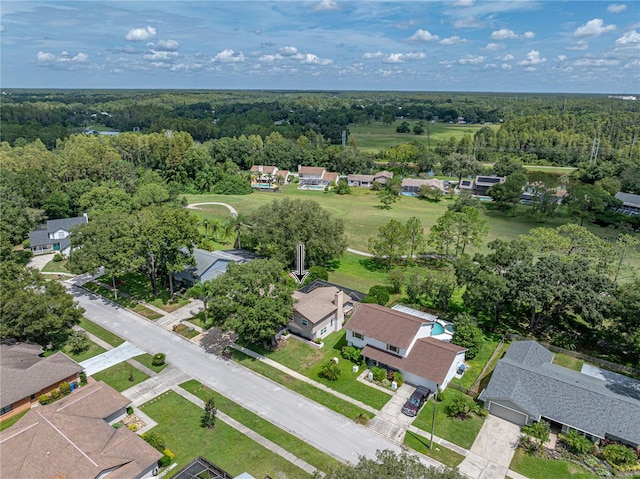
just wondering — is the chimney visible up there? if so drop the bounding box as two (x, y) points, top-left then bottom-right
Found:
(335, 290), (344, 323)
(258, 165), (263, 173)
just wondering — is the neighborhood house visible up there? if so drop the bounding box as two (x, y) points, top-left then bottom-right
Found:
(250, 165), (290, 190)
(345, 303), (466, 391)
(458, 175), (506, 196)
(28, 214), (88, 256)
(347, 170), (394, 187)
(297, 165), (339, 190)
(478, 341), (640, 448)
(614, 191), (640, 216)
(173, 248), (257, 288)
(0, 381), (163, 479)
(401, 178), (446, 196)
(0, 343), (83, 420)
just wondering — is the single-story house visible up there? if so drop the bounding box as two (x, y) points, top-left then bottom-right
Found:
(172, 456), (247, 479)
(250, 165), (290, 189)
(614, 191), (640, 216)
(28, 213), (88, 256)
(520, 184), (567, 204)
(297, 165), (340, 190)
(173, 248), (257, 288)
(345, 303), (466, 391)
(0, 381), (163, 479)
(457, 176), (506, 196)
(0, 343), (83, 420)
(478, 341), (640, 448)
(347, 171), (394, 187)
(401, 178), (446, 196)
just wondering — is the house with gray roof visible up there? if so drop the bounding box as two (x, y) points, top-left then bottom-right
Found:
(28, 214), (88, 255)
(172, 248), (257, 288)
(0, 343), (83, 421)
(614, 191), (640, 215)
(478, 341), (640, 447)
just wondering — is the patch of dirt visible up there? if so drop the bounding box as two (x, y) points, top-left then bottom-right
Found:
(200, 327), (238, 355)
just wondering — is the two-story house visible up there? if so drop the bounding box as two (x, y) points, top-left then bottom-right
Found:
(250, 165), (290, 190)
(297, 166), (339, 190)
(457, 175), (506, 196)
(289, 286), (352, 341)
(345, 304), (466, 391)
(28, 214), (88, 256)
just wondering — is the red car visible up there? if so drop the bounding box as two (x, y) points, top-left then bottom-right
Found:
(401, 386), (431, 417)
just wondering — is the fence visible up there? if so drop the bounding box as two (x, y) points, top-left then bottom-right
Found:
(505, 333), (640, 378)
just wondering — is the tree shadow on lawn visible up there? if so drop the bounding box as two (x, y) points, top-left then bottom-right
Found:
(359, 258), (389, 273)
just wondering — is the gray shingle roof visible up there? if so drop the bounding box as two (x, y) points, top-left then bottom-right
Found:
(615, 192), (640, 208)
(173, 248), (254, 283)
(28, 216), (87, 248)
(479, 341), (640, 446)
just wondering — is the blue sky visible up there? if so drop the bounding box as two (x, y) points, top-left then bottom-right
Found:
(1, 1), (638, 93)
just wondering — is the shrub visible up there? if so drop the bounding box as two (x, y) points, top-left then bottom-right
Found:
(22, 239), (30, 249)
(152, 353), (166, 366)
(451, 313), (484, 360)
(341, 346), (362, 363)
(59, 382), (71, 396)
(522, 420), (550, 448)
(362, 285), (390, 306)
(445, 395), (474, 420)
(127, 423), (138, 432)
(79, 371), (87, 385)
(163, 449), (175, 460)
(371, 366), (386, 382)
(67, 330), (90, 355)
(39, 394), (51, 405)
(113, 422), (123, 429)
(201, 397), (217, 429)
(50, 389), (60, 400)
(53, 253), (63, 262)
(560, 430), (593, 454)
(602, 444), (638, 467)
(142, 432), (166, 452)
(126, 406), (134, 416)
(321, 360), (342, 381)
(393, 371), (404, 386)
(158, 455), (172, 468)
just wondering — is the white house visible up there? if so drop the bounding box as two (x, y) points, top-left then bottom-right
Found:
(28, 214), (88, 256)
(345, 303), (466, 391)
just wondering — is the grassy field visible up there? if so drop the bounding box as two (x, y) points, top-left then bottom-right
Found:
(510, 449), (597, 479)
(249, 330), (392, 410)
(412, 389), (484, 449)
(63, 338), (107, 363)
(78, 317), (124, 347)
(349, 121), (499, 153)
(92, 362), (149, 392)
(404, 430), (465, 468)
(231, 349), (375, 421)
(180, 379), (344, 474)
(140, 391), (312, 479)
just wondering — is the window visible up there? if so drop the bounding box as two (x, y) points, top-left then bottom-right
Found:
(0, 404), (13, 416)
(387, 344), (399, 354)
(353, 332), (364, 340)
(30, 394), (36, 401)
(301, 318), (309, 327)
(319, 327), (327, 336)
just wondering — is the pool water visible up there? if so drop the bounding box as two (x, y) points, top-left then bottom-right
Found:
(431, 323), (445, 335)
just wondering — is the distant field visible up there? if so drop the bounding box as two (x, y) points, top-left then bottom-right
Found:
(349, 120), (498, 152)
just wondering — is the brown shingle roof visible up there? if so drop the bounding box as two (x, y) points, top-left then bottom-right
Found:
(298, 166), (326, 175)
(293, 287), (347, 324)
(401, 178), (445, 190)
(374, 171), (394, 179)
(1, 344), (83, 408)
(0, 382), (162, 479)
(250, 165), (278, 174)
(324, 172), (339, 184)
(363, 337), (466, 385)
(347, 174), (374, 182)
(347, 304), (432, 350)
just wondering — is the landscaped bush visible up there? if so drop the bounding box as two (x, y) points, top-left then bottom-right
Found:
(371, 366), (387, 382)
(79, 371), (87, 385)
(59, 382), (71, 396)
(152, 353), (166, 366)
(158, 455), (172, 468)
(126, 406), (134, 415)
(341, 346), (362, 363)
(113, 422), (124, 429)
(39, 394), (51, 405)
(163, 449), (175, 461)
(67, 330), (90, 354)
(560, 430), (593, 454)
(362, 285), (390, 306)
(321, 360), (341, 381)
(50, 389), (60, 400)
(142, 431), (166, 452)
(53, 253), (63, 262)
(602, 444), (638, 467)
(127, 423), (138, 432)
(393, 371), (404, 386)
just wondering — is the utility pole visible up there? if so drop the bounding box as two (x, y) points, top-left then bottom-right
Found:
(430, 385), (438, 449)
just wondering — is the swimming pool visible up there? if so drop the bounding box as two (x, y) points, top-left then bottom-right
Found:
(432, 323), (445, 335)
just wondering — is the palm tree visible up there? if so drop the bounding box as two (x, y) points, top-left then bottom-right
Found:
(201, 218), (210, 238)
(187, 280), (215, 323)
(222, 220), (235, 244)
(210, 219), (221, 242)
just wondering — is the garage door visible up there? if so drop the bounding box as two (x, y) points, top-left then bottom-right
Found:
(489, 402), (528, 426)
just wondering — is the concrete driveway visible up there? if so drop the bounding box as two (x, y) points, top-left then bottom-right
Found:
(67, 284), (442, 468)
(26, 253), (55, 271)
(80, 341), (145, 375)
(458, 415), (521, 479)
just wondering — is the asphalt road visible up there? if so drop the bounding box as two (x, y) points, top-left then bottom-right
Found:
(68, 284), (440, 468)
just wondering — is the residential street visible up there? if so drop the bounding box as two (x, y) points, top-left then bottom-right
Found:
(68, 284), (441, 468)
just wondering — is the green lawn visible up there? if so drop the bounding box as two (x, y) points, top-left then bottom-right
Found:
(83, 281), (163, 320)
(510, 449), (597, 479)
(180, 380), (344, 473)
(173, 323), (200, 339)
(450, 334), (502, 390)
(140, 391), (312, 479)
(186, 311), (207, 329)
(476, 341), (511, 393)
(133, 353), (168, 373)
(78, 317), (124, 347)
(404, 431), (465, 468)
(62, 338), (107, 363)
(231, 349), (374, 421)
(100, 272), (189, 313)
(41, 259), (71, 274)
(92, 362), (150, 392)
(0, 410), (29, 432)
(553, 353), (585, 372)
(412, 389), (484, 449)
(250, 331), (391, 410)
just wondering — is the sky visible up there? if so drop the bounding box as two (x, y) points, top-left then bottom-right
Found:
(1, 1), (639, 93)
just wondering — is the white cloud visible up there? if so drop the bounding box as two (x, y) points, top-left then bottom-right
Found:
(38, 51), (88, 64)
(144, 50), (178, 62)
(558, 55), (568, 61)
(394, 19), (418, 30)
(523, 31), (536, 39)
(259, 53), (284, 63)
(313, 0), (338, 11)
(566, 40), (589, 50)
(409, 29), (439, 42)
(607, 3), (626, 13)
(484, 42), (505, 51)
(37, 51), (56, 62)
(452, 0), (474, 6)
(499, 54), (515, 61)
(0, 25), (5, 32)
(293, 53), (333, 65)
(458, 54), (486, 65)
(501, 63), (512, 70)
(279, 46), (298, 56)
(490, 28), (518, 40)
(155, 40), (180, 51)
(615, 30), (640, 47)
(518, 50), (546, 65)
(624, 59), (639, 69)
(439, 60), (455, 68)
(125, 26), (156, 42)
(403, 52), (426, 60)
(383, 52), (426, 63)
(574, 19), (616, 38)
(484, 63), (497, 69)
(363, 51), (384, 59)
(439, 36), (467, 45)
(214, 49), (245, 63)
(524, 66), (537, 72)
(454, 16), (483, 28)
(573, 58), (620, 67)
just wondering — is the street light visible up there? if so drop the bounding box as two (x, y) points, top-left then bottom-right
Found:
(430, 384), (439, 449)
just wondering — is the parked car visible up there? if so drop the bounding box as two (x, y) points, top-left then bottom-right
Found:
(401, 386), (431, 417)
